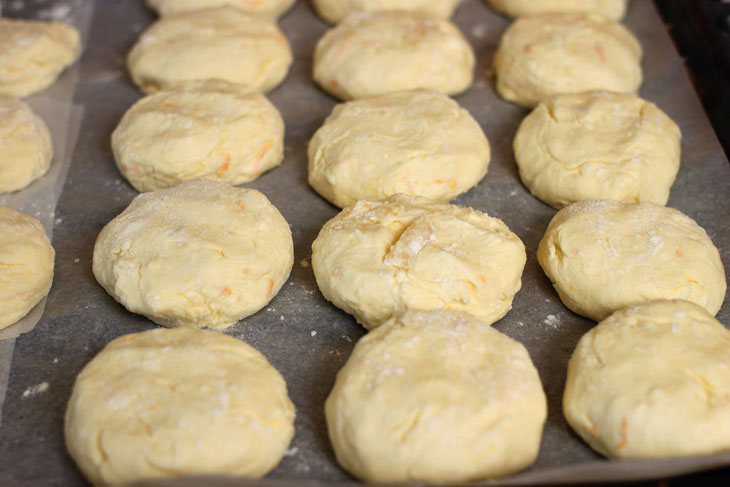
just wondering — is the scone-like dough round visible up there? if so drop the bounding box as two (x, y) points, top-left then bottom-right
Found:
(65, 328), (296, 485)
(326, 310), (547, 483)
(564, 299), (730, 459)
(308, 89), (490, 208)
(313, 11), (474, 100)
(93, 179), (294, 329)
(0, 18), (81, 97)
(0, 95), (53, 193)
(538, 200), (726, 321)
(127, 7), (292, 94)
(147, 0), (295, 18)
(312, 194), (526, 329)
(112, 80), (284, 192)
(0, 207), (55, 330)
(313, 0), (462, 23)
(493, 13), (642, 108)
(486, 0), (629, 20)
(514, 92), (681, 209)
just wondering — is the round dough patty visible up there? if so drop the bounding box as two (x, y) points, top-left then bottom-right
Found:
(313, 0), (462, 23)
(326, 310), (547, 483)
(564, 299), (730, 459)
(65, 327), (295, 485)
(112, 80), (284, 192)
(0, 207), (55, 330)
(0, 95), (53, 193)
(147, 0), (296, 18)
(514, 91), (681, 209)
(308, 89), (490, 208)
(93, 179), (294, 330)
(127, 7), (292, 94)
(313, 11), (474, 100)
(312, 194), (526, 329)
(493, 12), (642, 108)
(537, 200), (726, 321)
(486, 0), (629, 20)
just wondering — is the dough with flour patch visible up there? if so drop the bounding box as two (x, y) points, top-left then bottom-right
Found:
(93, 179), (293, 330)
(112, 80), (284, 192)
(486, 0), (629, 20)
(127, 7), (292, 94)
(564, 299), (730, 459)
(313, 11), (474, 100)
(308, 89), (490, 208)
(493, 12), (642, 108)
(65, 327), (295, 485)
(313, 0), (462, 23)
(514, 91), (681, 209)
(538, 200), (726, 321)
(147, 0), (296, 18)
(326, 309), (547, 483)
(312, 194), (526, 329)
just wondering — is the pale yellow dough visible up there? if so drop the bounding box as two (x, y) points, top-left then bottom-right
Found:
(0, 95), (53, 193)
(312, 194), (526, 329)
(92, 179), (293, 330)
(564, 299), (730, 459)
(326, 310), (547, 483)
(514, 92), (681, 209)
(127, 7), (292, 94)
(0, 18), (81, 97)
(538, 200), (726, 321)
(313, 0), (462, 23)
(112, 80), (284, 192)
(147, 0), (296, 18)
(308, 89), (490, 208)
(493, 13), (642, 108)
(486, 0), (629, 20)
(65, 328), (296, 485)
(313, 11), (474, 100)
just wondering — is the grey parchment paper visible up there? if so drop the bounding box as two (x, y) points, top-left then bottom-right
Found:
(0, 0), (728, 485)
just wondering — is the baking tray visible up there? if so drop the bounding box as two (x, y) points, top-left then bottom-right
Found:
(0, 0), (729, 485)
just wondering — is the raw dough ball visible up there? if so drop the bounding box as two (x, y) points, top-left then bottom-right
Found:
(127, 7), (292, 94)
(0, 95), (53, 193)
(147, 0), (296, 18)
(93, 179), (293, 330)
(538, 200), (726, 321)
(313, 11), (474, 100)
(493, 13), (642, 108)
(313, 0), (462, 23)
(0, 18), (81, 97)
(326, 309), (547, 483)
(486, 0), (629, 20)
(65, 327), (295, 485)
(564, 299), (730, 459)
(112, 80), (284, 192)
(312, 194), (526, 329)
(308, 89), (490, 208)
(514, 91), (681, 209)
(0, 207), (54, 330)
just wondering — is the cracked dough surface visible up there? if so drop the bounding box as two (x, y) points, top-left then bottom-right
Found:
(493, 12), (642, 108)
(308, 89), (490, 208)
(127, 7), (292, 94)
(313, 11), (474, 100)
(0, 207), (55, 330)
(147, 0), (295, 18)
(313, 0), (462, 23)
(311, 194), (526, 329)
(65, 327), (295, 485)
(538, 200), (726, 321)
(486, 0), (629, 20)
(564, 299), (730, 459)
(326, 309), (547, 483)
(92, 179), (293, 330)
(112, 80), (284, 192)
(514, 91), (681, 209)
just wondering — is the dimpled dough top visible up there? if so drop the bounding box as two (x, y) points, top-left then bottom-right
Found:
(493, 12), (642, 108)
(147, 0), (296, 18)
(112, 80), (284, 192)
(308, 89), (490, 208)
(0, 18), (81, 97)
(326, 310), (547, 483)
(311, 194), (526, 329)
(538, 200), (726, 321)
(313, 11), (474, 100)
(313, 0), (462, 23)
(564, 299), (730, 459)
(127, 7), (292, 94)
(514, 92), (681, 209)
(0, 207), (54, 330)
(92, 179), (294, 330)
(486, 0), (629, 20)
(65, 328), (296, 485)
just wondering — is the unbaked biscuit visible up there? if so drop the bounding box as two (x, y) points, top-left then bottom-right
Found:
(313, 0), (462, 24)
(486, 0), (629, 20)
(147, 0), (296, 18)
